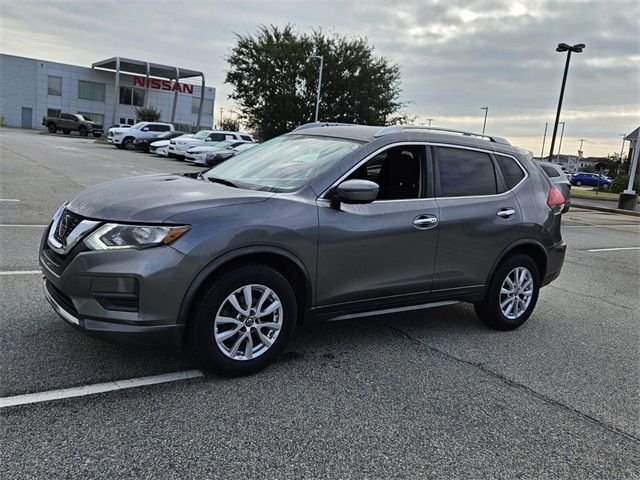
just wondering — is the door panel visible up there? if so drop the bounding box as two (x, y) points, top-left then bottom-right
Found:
(432, 193), (522, 294)
(317, 198), (439, 308)
(21, 108), (32, 129)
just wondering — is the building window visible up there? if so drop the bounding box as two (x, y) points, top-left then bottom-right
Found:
(192, 97), (214, 115)
(78, 112), (105, 125)
(120, 117), (136, 126)
(119, 86), (145, 106)
(48, 76), (62, 96)
(78, 80), (105, 102)
(47, 108), (61, 118)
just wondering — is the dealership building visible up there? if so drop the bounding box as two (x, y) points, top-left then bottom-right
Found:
(0, 53), (216, 130)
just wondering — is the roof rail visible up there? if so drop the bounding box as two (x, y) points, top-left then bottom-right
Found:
(374, 125), (511, 145)
(293, 122), (362, 132)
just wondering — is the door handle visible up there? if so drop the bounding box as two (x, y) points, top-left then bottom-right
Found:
(413, 215), (438, 229)
(497, 208), (516, 218)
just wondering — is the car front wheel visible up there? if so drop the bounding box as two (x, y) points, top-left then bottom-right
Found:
(574, 180), (582, 186)
(474, 254), (540, 331)
(190, 265), (297, 376)
(122, 137), (134, 150)
(78, 126), (88, 137)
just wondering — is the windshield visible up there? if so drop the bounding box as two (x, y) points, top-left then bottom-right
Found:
(193, 130), (213, 140)
(130, 122), (145, 130)
(156, 131), (175, 139)
(204, 134), (361, 192)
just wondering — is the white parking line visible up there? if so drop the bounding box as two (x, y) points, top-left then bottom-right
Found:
(0, 270), (42, 275)
(0, 370), (205, 408)
(564, 224), (639, 228)
(0, 198), (21, 202)
(587, 247), (640, 252)
(0, 224), (48, 228)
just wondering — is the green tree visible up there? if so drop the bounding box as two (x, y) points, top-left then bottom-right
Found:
(135, 105), (162, 122)
(218, 117), (241, 132)
(226, 25), (406, 140)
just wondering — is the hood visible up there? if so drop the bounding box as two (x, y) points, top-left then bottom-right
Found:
(109, 127), (134, 134)
(150, 139), (171, 147)
(175, 137), (204, 146)
(66, 173), (274, 223)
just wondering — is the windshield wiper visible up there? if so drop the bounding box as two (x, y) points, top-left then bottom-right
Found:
(205, 176), (239, 188)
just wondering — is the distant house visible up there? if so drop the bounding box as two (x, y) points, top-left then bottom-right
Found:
(533, 153), (607, 172)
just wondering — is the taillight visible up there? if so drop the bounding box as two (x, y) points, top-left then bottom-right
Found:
(547, 187), (565, 208)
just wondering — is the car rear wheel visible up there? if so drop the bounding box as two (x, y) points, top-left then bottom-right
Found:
(474, 254), (540, 331)
(47, 123), (57, 133)
(574, 180), (582, 186)
(190, 265), (297, 376)
(78, 126), (88, 137)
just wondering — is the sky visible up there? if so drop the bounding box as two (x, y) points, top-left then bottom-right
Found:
(1, 0), (638, 157)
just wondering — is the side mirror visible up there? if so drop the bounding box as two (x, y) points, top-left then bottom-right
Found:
(334, 179), (379, 204)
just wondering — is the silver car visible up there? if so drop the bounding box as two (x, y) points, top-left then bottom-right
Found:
(40, 124), (567, 376)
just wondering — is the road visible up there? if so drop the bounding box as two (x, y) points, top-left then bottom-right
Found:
(1, 127), (639, 479)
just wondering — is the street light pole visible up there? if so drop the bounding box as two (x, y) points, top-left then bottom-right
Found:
(556, 121), (565, 164)
(480, 107), (488, 134)
(311, 55), (324, 123)
(548, 43), (585, 161)
(540, 122), (548, 159)
(619, 134), (627, 162)
(578, 138), (587, 151)
(426, 118), (434, 127)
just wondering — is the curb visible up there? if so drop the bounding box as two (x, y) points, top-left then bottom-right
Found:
(571, 202), (640, 217)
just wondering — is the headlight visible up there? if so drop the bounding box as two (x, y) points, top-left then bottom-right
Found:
(85, 224), (190, 250)
(205, 152), (219, 161)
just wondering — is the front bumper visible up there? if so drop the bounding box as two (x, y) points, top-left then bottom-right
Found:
(107, 136), (123, 145)
(185, 153), (207, 165)
(39, 224), (200, 346)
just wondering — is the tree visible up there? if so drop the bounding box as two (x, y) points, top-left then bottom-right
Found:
(135, 105), (162, 122)
(218, 117), (241, 132)
(226, 25), (406, 140)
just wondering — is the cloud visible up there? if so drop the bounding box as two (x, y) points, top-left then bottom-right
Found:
(1, 0), (638, 156)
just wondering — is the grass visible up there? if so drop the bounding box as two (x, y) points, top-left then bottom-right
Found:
(570, 189), (639, 203)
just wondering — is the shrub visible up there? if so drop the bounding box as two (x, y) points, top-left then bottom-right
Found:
(609, 174), (639, 194)
(135, 105), (162, 122)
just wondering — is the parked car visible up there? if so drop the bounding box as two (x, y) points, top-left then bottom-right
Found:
(168, 130), (254, 159)
(107, 122), (174, 150)
(570, 172), (611, 188)
(109, 123), (131, 129)
(536, 161), (571, 213)
(150, 134), (191, 156)
(203, 142), (258, 167)
(42, 113), (103, 137)
(134, 131), (186, 153)
(40, 123), (566, 377)
(185, 140), (252, 165)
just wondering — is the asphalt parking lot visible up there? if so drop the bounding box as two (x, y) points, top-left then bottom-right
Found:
(1, 126), (639, 479)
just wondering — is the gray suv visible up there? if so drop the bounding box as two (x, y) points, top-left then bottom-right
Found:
(40, 124), (567, 376)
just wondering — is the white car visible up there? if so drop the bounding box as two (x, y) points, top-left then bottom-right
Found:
(149, 133), (192, 156)
(168, 130), (254, 159)
(107, 122), (174, 150)
(185, 140), (251, 164)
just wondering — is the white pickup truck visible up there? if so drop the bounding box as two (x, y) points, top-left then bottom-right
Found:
(167, 130), (254, 159)
(107, 122), (174, 150)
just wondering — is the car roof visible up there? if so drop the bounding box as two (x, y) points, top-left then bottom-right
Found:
(290, 124), (527, 158)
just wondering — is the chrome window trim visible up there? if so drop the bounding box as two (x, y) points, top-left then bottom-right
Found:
(319, 141), (529, 201)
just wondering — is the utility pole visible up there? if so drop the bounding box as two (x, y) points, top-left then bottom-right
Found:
(578, 139), (587, 151)
(425, 118), (434, 127)
(310, 55), (324, 122)
(480, 107), (488, 134)
(540, 123), (548, 159)
(548, 42), (585, 161)
(556, 121), (565, 164)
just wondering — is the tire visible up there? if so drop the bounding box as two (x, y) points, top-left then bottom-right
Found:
(474, 254), (540, 331)
(63, 129), (71, 135)
(78, 126), (88, 137)
(190, 265), (297, 377)
(574, 180), (582, 186)
(122, 137), (135, 150)
(47, 123), (57, 134)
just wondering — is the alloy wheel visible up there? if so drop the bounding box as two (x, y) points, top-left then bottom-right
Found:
(214, 284), (283, 361)
(499, 267), (533, 320)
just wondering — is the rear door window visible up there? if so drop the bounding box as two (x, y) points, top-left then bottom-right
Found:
(436, 147), (497, 197)
(496, 155), (527, 188)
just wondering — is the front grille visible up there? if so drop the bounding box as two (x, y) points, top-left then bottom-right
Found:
(53, 209), (84, 245)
